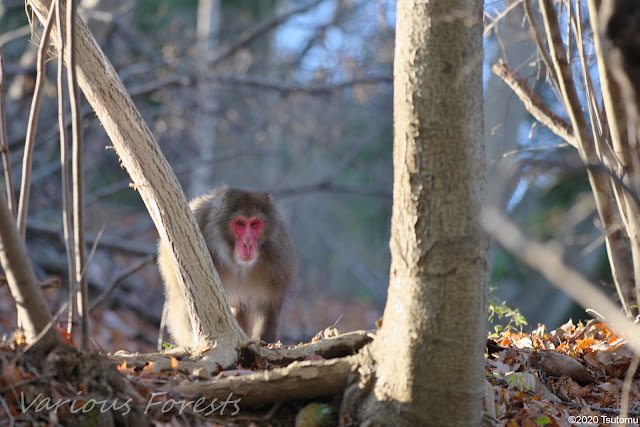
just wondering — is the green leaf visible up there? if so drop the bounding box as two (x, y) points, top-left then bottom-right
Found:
(536, 416), (552, 425)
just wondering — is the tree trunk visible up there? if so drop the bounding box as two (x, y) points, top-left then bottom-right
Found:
(0, 188), (61, 353)
(26, 0), (245, 366)
(355, 0), (488, 425)
(190, 0), (220, 197)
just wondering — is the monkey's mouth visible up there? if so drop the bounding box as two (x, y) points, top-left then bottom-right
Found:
(237, 254), (256, 263)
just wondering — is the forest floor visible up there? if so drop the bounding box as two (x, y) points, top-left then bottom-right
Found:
(486, 319), (640, 426)
(0, 318), (638, 425)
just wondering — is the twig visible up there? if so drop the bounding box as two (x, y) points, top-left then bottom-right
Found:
(587, 0), (629, 169)
(493, 143), (569, 164)
(273, 181), (391, 199)
(484, 0), (524, 36)
(620, 352), (640, 422)
(0, 47), (16, 218)
(8, 302), (67, 366)
(212, 74), (393, 95)
(538, 0), (590, 152)
(66, 0), (89, 350)
(26, 220), (157, 256)
(89, 255), (154, 312)
(16, 1), (56, 240)
(54, 0), (78, 336)
(523, 0), (558, 90)
(0, 25), (31, 47)
(0, 394), (14, 427)
(491, 61), (575, 147)
(572, 2), (609, 166)
(207, 0), (325, 67)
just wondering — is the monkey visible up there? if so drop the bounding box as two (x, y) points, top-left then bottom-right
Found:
(157, 186), (299, 347)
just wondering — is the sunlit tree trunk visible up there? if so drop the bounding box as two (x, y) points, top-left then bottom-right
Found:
(356, 0), (488, 425)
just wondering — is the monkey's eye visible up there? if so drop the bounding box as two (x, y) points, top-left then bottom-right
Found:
(250, 221), (261, 229)
(236, 220), (246, 227)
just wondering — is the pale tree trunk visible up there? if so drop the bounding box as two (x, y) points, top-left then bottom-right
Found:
(26, 0), (246, 366)
(190, 0), (220, 197)
(353, 0), (488, 425)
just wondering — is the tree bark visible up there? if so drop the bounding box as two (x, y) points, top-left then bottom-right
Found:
(190, 0), (221, 197)
(354, 0), (488, 425)
(0, 187), (61, 353)
(26, 0), (246, 366)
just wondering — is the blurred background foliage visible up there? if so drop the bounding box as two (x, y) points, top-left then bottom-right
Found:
(0, 0), (611, 351)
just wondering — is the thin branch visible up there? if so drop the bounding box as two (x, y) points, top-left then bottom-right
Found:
(538, 0), (635, 315)
(483, 0), (524, 36)
(273, 181), (391, 199)
(54, 0), (77, 336)
(620, 352), (640, 421)
(122, 72), (392, 98)
(491, 61), (575, 145)
(207, 0), (325, 67)
(27, 220), (157, 256)
(16, 1), (56, 239)
(212, 74), (393, 95)
(66, 0), (89, 350)
(538, 0), (590, 152)
(0, 47), (16, 218)
(481, 206), (640, 353)
(494, 143), (569, 164)
(523, 0), (559, 90)
(575, 2), (638, 318)
(0, 25), (31, 47)
(588, 0), (630, 168)
(571, 2), (614, 171)
(89, 255), (154, 312)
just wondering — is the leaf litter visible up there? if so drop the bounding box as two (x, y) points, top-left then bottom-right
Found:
(486, 319), (640, 426)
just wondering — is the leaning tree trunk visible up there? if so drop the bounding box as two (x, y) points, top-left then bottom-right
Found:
(26, 0), (246, 367)
(353, 0), (488, 425)
(0, 187), (61, 354)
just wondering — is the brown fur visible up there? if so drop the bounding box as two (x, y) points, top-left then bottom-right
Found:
(158, 186), (299, 346)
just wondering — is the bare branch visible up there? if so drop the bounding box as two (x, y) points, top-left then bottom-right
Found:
(0, 25), (31, 47)
(54, 0), (78, 336)
(539, 0), (634, 315)
(0, 48), (16, 217)
(212, 74), (393, 95)
(27, 220), (157, 257)
(16, 2), (56, 239)
(89, 255), (154, 313)
(523, 0), (559, 90)
(491, 61), (574, 145)
(482, 206), (640, 352)
(207, 0), (325, 67)
(273, 181), (391, 199)
(484, 0), (524, 36)
(65, 0), (89, 349)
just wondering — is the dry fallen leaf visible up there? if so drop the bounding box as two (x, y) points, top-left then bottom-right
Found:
(528, 350), (594, 385)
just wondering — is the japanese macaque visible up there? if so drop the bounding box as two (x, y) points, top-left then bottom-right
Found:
(158, 186), (299, 346)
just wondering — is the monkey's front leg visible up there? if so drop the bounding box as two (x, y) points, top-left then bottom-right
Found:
(251, 301), (284, 342)
(231, 305), (251, 337)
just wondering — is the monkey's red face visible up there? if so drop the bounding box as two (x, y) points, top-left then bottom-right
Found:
(231, 216), (264, 263)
